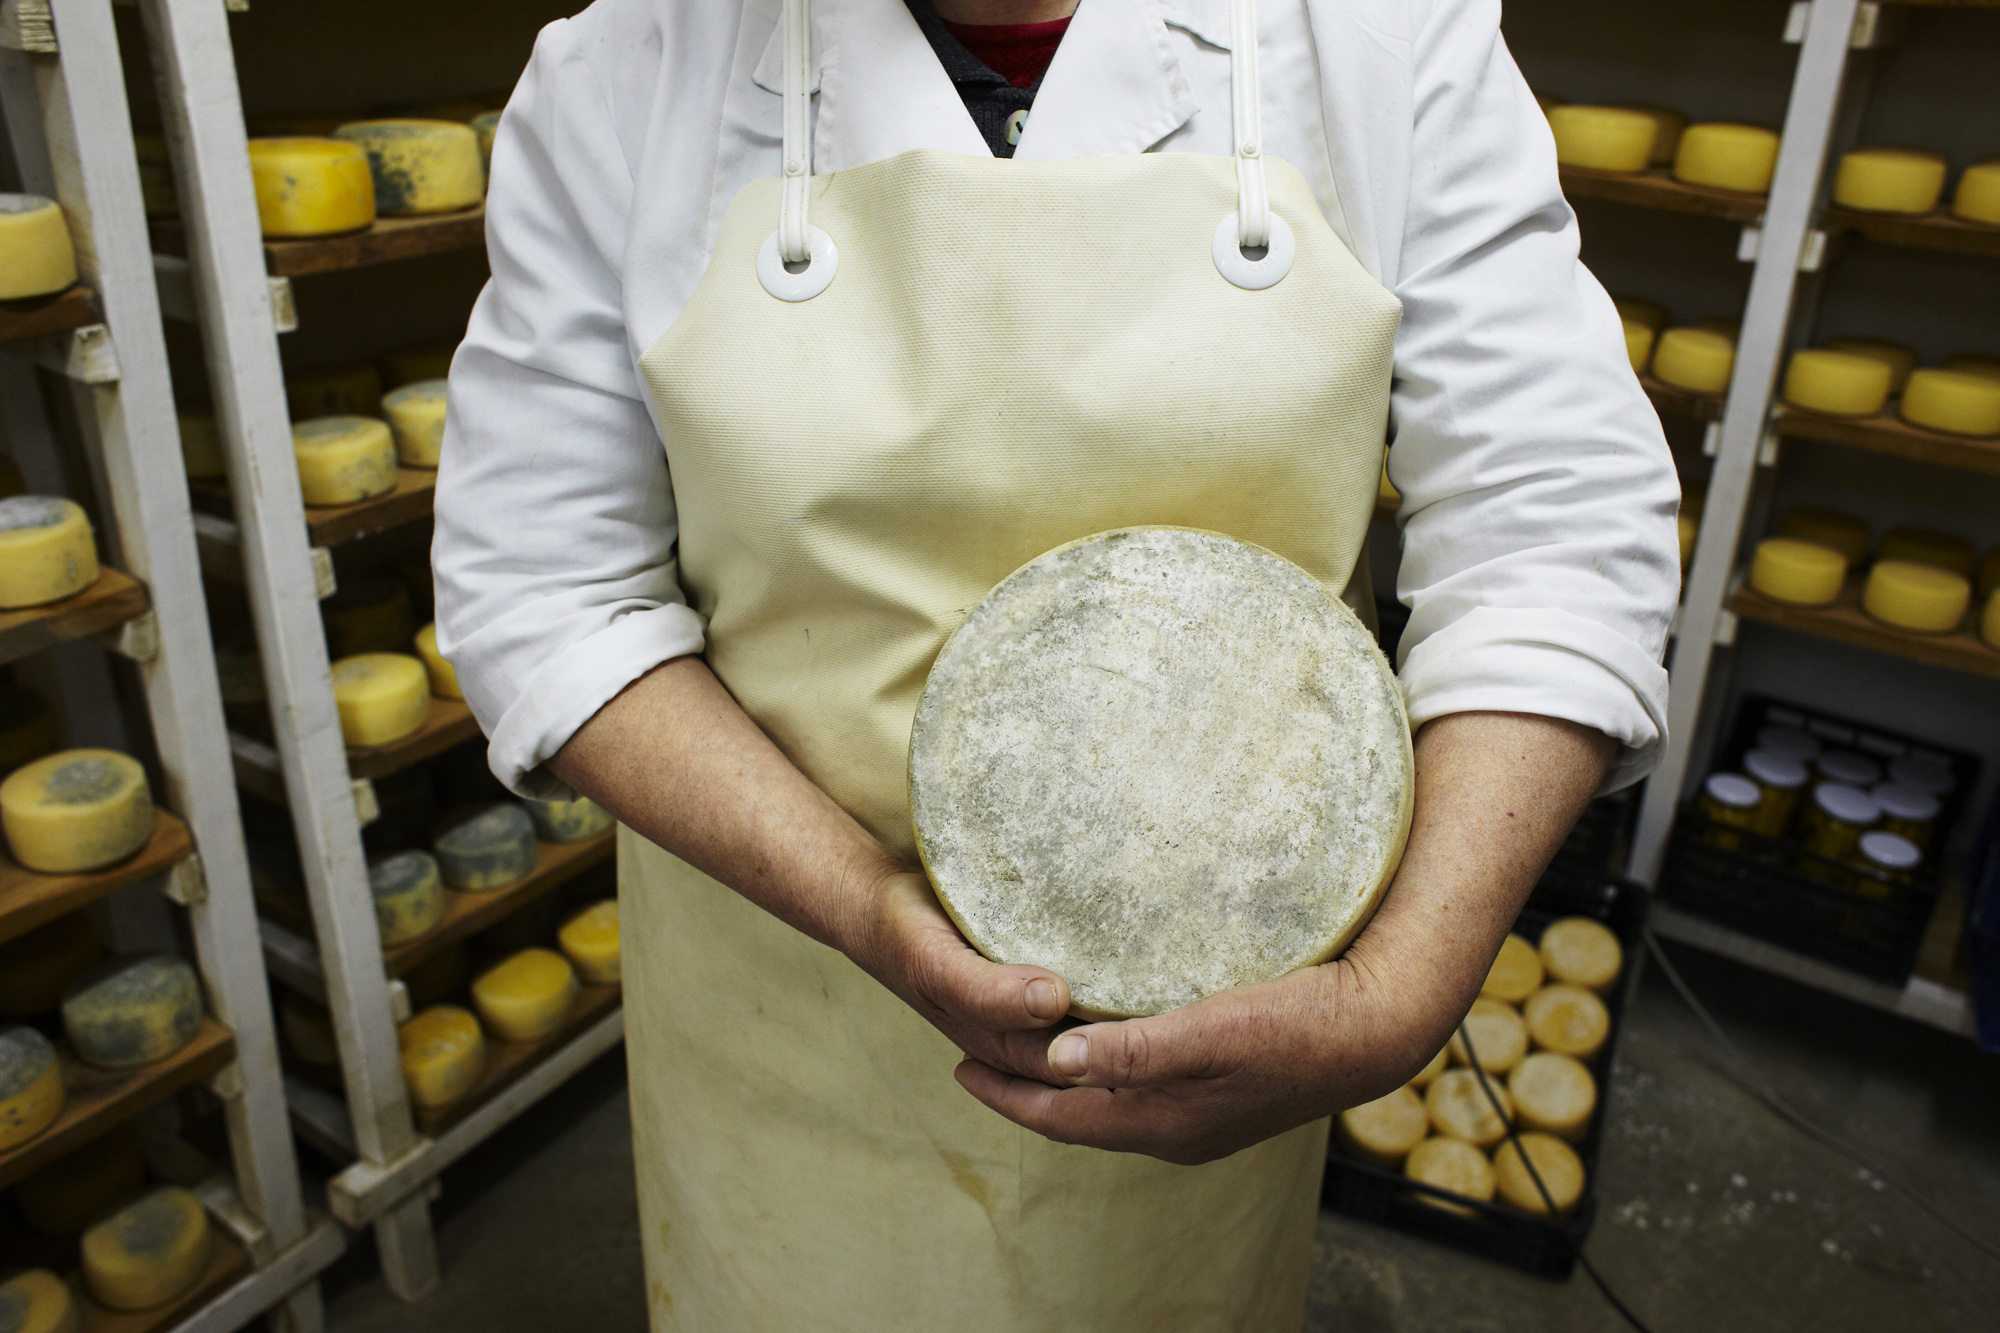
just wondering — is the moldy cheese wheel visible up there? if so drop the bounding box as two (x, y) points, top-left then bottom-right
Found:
(322, 574), (415, 658)
(0, 1024), (64, 1150)
(82, 1186), (213, 1311)
(559, 900), (621, 983)
(330, 653), (429, 746)
(399, 1004), (485, 1106)
(1784, 349), (1893, 417)
(1547, 105), (1657, 173)
(62, 954), (202, 1068)
(0, 1269), (77, 1333)
(1447, 998), (1528, 1074)
(382, 378), (448, 467)
(1538, 916), (1623, 993)
(1, 749), (152, 872)
(472, 947), (578, 1041)
(0, 912), (100, 1018)
(1862, 560), (1969, 632)
(1524, 985), (1610, 1059)
(1408, 1045), (1448, 1089)
(1673, 123), (1781, 193)
(246, 137), (375, 237)
(292, 416), (396, 506)
(1824, 336), (1918, 393)
(1832, 149), (1947, 215)
(414, 623), (461, 699)
(1952, 161), (2000, 226)
(1777, 505), (1870, 565)
(1508, 1051), (1597, 1141)
(1900, 369), (2000, 437)
(1404, 1136), (1495, 1215)
(0, 496), (98, 609)
(1651, 328), (1735, 394)
(525, 795), (613, 844)
(1878, 526), (1974, 578)
(1749, 538), (1845, 606)
(1425, 1068), (1513, 1147)
(1493, 1133), (1587, 1215)
(369, 849), (445, 945)
(0, 194), (78, 300)
(433, 802), (537, 890)
(333, 120), (483, 214)
(1336, 1085), (1428, 1167)
(1480, 933), (1543, 1004)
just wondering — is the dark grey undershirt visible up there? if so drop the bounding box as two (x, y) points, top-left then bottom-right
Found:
(902, 0), (1048, 158)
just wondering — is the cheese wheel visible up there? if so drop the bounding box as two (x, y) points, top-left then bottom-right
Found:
(82, 1186), (213, 1311)
(526, 795), (613, 844)
(1862, 560), (1969, 633)
(399, 1004), (485, 1107)
(1674, 123), (1781, 194)
(0, 676), (61, 774)
(1901, 369), (2000, 437)
(1538, 916), (1623, 993)
(1624, 106), (1687, 167)
(1778, 505), (1870, 565)
(176, 413), (226, 481)
(0, 195), (78, 300)
(1493, 1132), (1587, 1215)
(0, 497), (98, 609)
(1404, 1136), (1495, 1215)
(278, 992), (339, 1068)
(412, 622), (462, 700)
(910, 529), (1412, 1020)
(1614, 298), (1669, 332)
(332, 120), (483, 214)
(1951, 160), (2000, 226)
(381, 342), (456, 388)
(292, 416), (396, 506)
(369, 849), (445, 945)
(1480, 933), (1543, 1004)
(246, 137), (376, 238)
(1336, 1085), (1428, 1167)
(1832, 149), (1947, 215)
(1622, 318), (1655, 373)
(1748, 538), (1846, 606)
(1408, 1044), (1448, 1090)
(558, 900), (621, 983)
(1547, 105), (1656, 173)
(472, 110), (502, 174)
(1824, 337), (1919, 393)
(285, 365), (383, 420)
(0, 1024), (64, 1150)
(330, 653), (429, 746)
(1447, 998), (1528, 1074)
(382, 379), (448, 468)
(322, 575), (415, 659)
(0, 1269), (78, 1333)
(17, 1123), (146, 1233)
(434, 802), (538, 890)
(1981, 587), (2000, 651)
(1507, 1051), (1597, 1141)
(472, 947), (578, 1041)
(1524, 985), (1610, 1060)
(1, 749), (152, 873)
(1651, 328), (1735, 394)
(1878, 527), (1975, 578)
(1783, 349), (1893, 417)
(1426, 1068), (1514, 1147)
(134, 134), (178, 218)
(62, 954), (202, 1068)
(0, 912), (100, 1017)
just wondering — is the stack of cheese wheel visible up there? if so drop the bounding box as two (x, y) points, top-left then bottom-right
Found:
(434, 802), (538, 891)
(370, 849), (446, 945)
(293, 416), (396, 506)
(472, 947), (578, 1041)
(414, 623), (462, 699)
(1547, 106), (1657, 173)
(1748, 537), (1846, 606)
(246, 137), (375, 237)
(1832, 149), (1947, 215)
(330, 653), (430, 747)
(0, 1024), (65, 1149)
(333, 120), (484, 215)
(382, 379), (448, 467)
(83, 1186), (214, 1310)
(0, 496), (99, 609)
(0, 194), (79, 300)
(1, 749), (153, 872)
(1901, 369), (2000, 437)
(286, 364), (383, 419)
(559, 901), (621, 983)
(1953, 161), (2000, 226)
(1783, 348), (1893, 418)
(399, 1003), (486, 1108)
(62, 954), (203, 1068)
(1674, 123), (1781, 194)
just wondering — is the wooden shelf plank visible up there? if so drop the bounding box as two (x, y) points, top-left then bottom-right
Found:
(1773, 403), (2000, 474)
(0, 812), (194, 946)
(75, 1226), (251, 1333)
(1559, 166), (1767, 223)
(155, 206), (486, 279)
(1643, 374), (1725, 423)
(345, 696), (481, 780)
(0, 285), (99, 344)
(0, 1018), (235, 1188)
(0, 568), (151, 668)
(1731, 583), (2000, 680)
(187, 467), (436, 550)
(380, 829), (616, 978)
(1823, 205), (2000, 258)
(413, 983), (621, 1136)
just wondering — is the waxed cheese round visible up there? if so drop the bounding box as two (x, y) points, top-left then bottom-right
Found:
(1538, 916), (1623, 993)
(1825, 337), (1918, 393)
(525, 795), (612, 844)
(1951, 161), (2000, 226)
(1783, 349), (1893, 417)
(333, 120), (483, 215)
(1878, 527), (1974, 578)
(1480, 933), (1543, 1004)
(62, 954), (201, 1068)
(1, 749), (152, 872)
(1832, 149), (1947, 215)
(369, 849), (445, 945)
(1426, 1068), (1514, 1147)
(292, 416), (396, 506)
(1493, 1132), (1586, 1215)
(472, 947), (578, 1041)
(1674, 123), (1780, 193)
(0, 496), (98, 609)
(1524, 985), (1609, 1059)
(1900, 369), (2000, 437)
(434, 802), (537, 890)
(414, 622), (462, 699)
(279, 992), (340, 1068)
(1621, 318), (1655, 374)
(322, 575), (415, 659)
(1749, 537), (1846, 607)
(82, 1186), (213, 1311)
(1507, 1051), (1597, 1141)
(1405, 1135), (1495, 1214)
(330, 653), (429, 747)
(910, 528), (1413, 1020)
(381, 379), (447, 468)
(1651, 328), (1735, 394)
(1778, 505), (1870, 565)
(1547, 105), (1657, 173)
(0, 1268), (77, 1333)
(1862, 560), (1969, 633)
(0, 1024), (64, 1150)
(399, 1004), (485, 1107)
(0, 195), (78, 300)
(1336, 1085), (1428, 1167)
(1408, 1045), (1448, 1090)
(246, 137), (375, 238)
(1447, 998), (1528, 1074)
(0, 912), (100, 1018)
(285, 365), (382, 420)
(558, 900), (620, 983)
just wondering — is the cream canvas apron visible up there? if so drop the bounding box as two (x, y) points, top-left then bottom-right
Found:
(622, 0), (1402, 1325)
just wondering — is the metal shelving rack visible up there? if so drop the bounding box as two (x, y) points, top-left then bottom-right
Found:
(0, 0), (343, 1329)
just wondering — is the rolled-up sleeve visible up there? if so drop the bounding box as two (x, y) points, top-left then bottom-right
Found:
(433, 19), (705, 799)
(1388, 0), (1680, 791)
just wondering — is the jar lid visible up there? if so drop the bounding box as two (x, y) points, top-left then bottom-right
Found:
(1817, 749), (1883, 788)
(1858, 830), (1922, 871)
(1704, 772), (1761, 810)
(1870, 781), (1940, 823)
(1812, 782), (1880, 825)
(1742, 749), (1808, 789)
(1755, 725), (1821, 762)
(1888, 754), (1954, 796)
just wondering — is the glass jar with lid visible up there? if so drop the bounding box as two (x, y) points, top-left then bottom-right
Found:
(1850, 829), (1921, 899)
(1798, 782), (1881, 866)
(1697, 772), (1761, 850)
(1870, 781), (1940, 854)
(1815, 748), (1883, 790)
(1741, 748), (1809, 837)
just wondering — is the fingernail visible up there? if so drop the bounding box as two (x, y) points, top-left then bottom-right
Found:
(1025, 978), (1062, 1020)
(1050, 1033), (1089, 1078)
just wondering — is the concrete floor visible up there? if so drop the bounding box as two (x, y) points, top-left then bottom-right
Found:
(318, 943), (2000, 1331)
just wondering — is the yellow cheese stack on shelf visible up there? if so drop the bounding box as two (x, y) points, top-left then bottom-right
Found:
(473, 110), (502, 174)
(1409, 1045), (1447, 1089)
(0, 194), (78, 300)
(1404, 1137), (1495, 1215)
(1425, 1068), (1513, 1148)
(413, 622), (462, 699)
(1878, 526), (1974, 577)
(1, 749), (153, 872)
(559, 900), (621, 983)
(472, 947), (578, 1042)
(1953, 161), (2000, 226)
(0, 496), (98, 609)
(279, 992), (340, 1068)
(1446, 998), (1527, 1074)
(1620, 106), (1686, 166)
(1480, 932), (1543, 1004)
(0, 1024), (64, 1150)
(1783, 349), (1892, 417)
(285, 364), (382, 419)
(382, 379), (448, 467)
(0, 1269), (77, 1333)
(82, 1186), (213, 1311)
(1492, 1133), (1586, 1216)
(1335, 1085), (1428, 1168)
(1547, 105), (1657, 173)
(1832, 148), (1947, 215)
(322, 574), (416, 658)
(399, 1004), (486, 1107)
(246, 137), (376, 238)
(433, 802), (538, 890)
(1621, 318), (1654, 373)
(1748, 537), (1846, 606)
(329, 653), (430, 746)
(1538, 916), (1623, 993)
(17, 1123), (145, 1233)
(1862, 560), (1969, 632)
(1507, 1051), (1597, 1141)
(0, 675), (62, 774)
(1673, 123), (1780, 193)
(177, 413), (226, 481)
(381, 342), (456, 388)
(1900, 369), (2000, 437)
(292, 416), (397, 506)
(1981, 588), (2000, 651)
(369, 849), (445, 945)
(62, 954), (202, 1068)
(1824, 336), (1918, 393)
(526, 795), (613, 844)
(1523, 985), (1609, 1059)
(0, 913), (100, 1018)
(1614, 298), (1668, 332)
(333, 120), (484, 215)
(1777, 505), (1869, 564)
(1651, 328), (1734, 394)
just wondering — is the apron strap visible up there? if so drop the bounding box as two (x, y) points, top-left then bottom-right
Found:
(1228, 0), (1270, 250)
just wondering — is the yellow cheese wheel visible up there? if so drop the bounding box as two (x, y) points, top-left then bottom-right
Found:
(279, 992), (340, 1068)
(322, 575), (415, 659)
(1, 749), (152, 873)
(381, 342), (457, 388)
(1524, 985), (1609, 1059)
(246, 137), (376, 238)
(1624, 106), (1687, 167)
(1621, 318), (1655, 374)
(0, 497), (98, 610)
(472, 947), (578, 1042)
(1900, 369), (2000, 437)
(176, 413), (226, 481)
(62, 954), (201, 1069)
(285, 364), (383, 419)
(526, 795), (613, 844)
(332, 120), (483, 215)
(1748, 537), (1846, 606)
(1336, 1085), (1429, 1167)
(1823, 336), (1919, 394)
(559, 900), (621, 983)
(413, 622), (462, 699)
(1777, 505), (1870, 565)
(1614, 298), (1669, 332)
(0, 195), (78, 300)
(433, 802), (538, 890)
(292, 416), (396, 506)
(1480, 933), (1543, 1004)
(1547, 105), (1657, 173)
(1404, 1136), (1495, 1215)
(473, 110), (502, 174)
(1537, 916), (1623, 993)
(0, 912), (100, 1018)
(382, 379), (448, 467)
(1981, 588), (2000, 652)
(329, 653), (429, 746)
(1507, 1051), (1597, 1141)
(134, 133), (177, 218)
(1783, 349), (1893, 417)
(1674, 123), (1780, 193)
(1651, 328), (1735, 394)
(82, 1186), (213, 1311)
(1447, 997), (1527, 1074)
(1862, 560), (1969, 633)
(0, 1024), (64, 1150)
(0, 676), (61, 775)
(1878, 527), (1974, 578)
(369, 849), (445, 945)
(1832, 149), (1947, 215)
(17, 1123), (146, 1234)
(1425, 1067), (1513, 1147)
(398, 1004), (486, 1107)
(1407, 1044), (1448, 1090)
(1492, 1132), (1587, 1215)
(1952, 160), (2000, 226)
(0, 1268), (78, 1333)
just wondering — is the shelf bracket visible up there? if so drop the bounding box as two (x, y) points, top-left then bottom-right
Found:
(13, 323), (120, 383)
(100, 609), (160, 663)
(155, 255), (295, 334)
(165, 851), (208, 906)
(0, 0), (55, 53)
(1757, 429), (1781, 469)
(1737, 225), (1827, 272)
(1701, 421), (1723, 458)
(352, 777), (380, 827)
(387, 978), (411, 1024)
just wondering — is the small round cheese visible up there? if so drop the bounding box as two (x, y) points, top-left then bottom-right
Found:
(413, 623), (462, 699)
(322, 575), (415, 659)
(1538, 917), (1623, 993)
(0, 1268), (77, 1333)
(1862, 560), (1969, 633)
(1480, 933), (1543, 1004)
(82, 1186), (213, 1311)
(279, 992), (340, 1068)
(1524, 985), (1609, 1060)
(1783, 349), (1893, 417)
(381, 342), (456, 388)
(381, 379), (448, 468)
(1426, 1068), (1514, 1147)
(1492, 1132), (1587, 1215)
(332, 120), (483, 215)
(434, 802), (538, 890)
(16, 1122), (145, 1234)
(1900, 369), (2000, 437)
(0, 676), (61, 774)
(1404, 1136), (1495, 1214)
(525, 795), (613, 844)
(62, 954), (201, 1069)
(0, 195), (78, 300)
(292, 416), (396, 506)
(0, 497), (98, 610)
(1832, 148), (1947, 215)
(246, 137), (376, 238)
(1547, 105), (1657, 173)
(369, 849), (445, 945)
(473, 111), (502, 174)
(285, 364), (383, 420)
(1614, 298), (1669, 332)
(1673, 123), (1781, 194)
(1651, 327), (1735, 394)
(558, 900), (621, 983)
(1507, 1051), (1597, 1141)
(398, 1004), (485, 1107)
(177, 413), (227, 481)
(330, 653), (429, 747)
(1824, 336), (1919, 393)
(1878, 527), (1975, 578)
(1, 749), (152, 873)
(0, 1025), (64, 1150)
(1951, 160), (2000, 226)
(1749, 537), (1846, 606)
(1777, 505), (1870, 565)
(1336, 1085), (1428, 1167)
(1622, 318), (1655, 373)
(0, 912), (101, 1018)
(472, 947), (578, 1042)
(1447, 998), (1528, 1074)
(1408, 1045), (1448, 1090)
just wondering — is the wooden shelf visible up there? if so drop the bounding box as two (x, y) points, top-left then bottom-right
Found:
(155, 205), (486, 279)
(413, 982), (621, 1136)
(0, 568), (151, 667)
(1730, 582), (2000, 680)
(379, 829), (616, 978)
(345, 696), (480, 780)
(0, 1017), (235, 1188)
(188, 466), (436, 550)
(0, 812), (194, 946)
(1559, 166), (1767, 223)
(1773, 403), (2000, 474)
(75, 1226), (251, 1333)
(1823, 205), (2000, 258)
(1643, 374), (1726, 423)
(0, 285), (99, 344)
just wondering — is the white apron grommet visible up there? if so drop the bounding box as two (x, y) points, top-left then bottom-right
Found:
(1212, 211), (1295, 290)
(758, 226), (839, 301)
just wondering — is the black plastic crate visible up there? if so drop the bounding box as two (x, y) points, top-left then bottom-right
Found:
(1322, 876), (1648, 1279)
